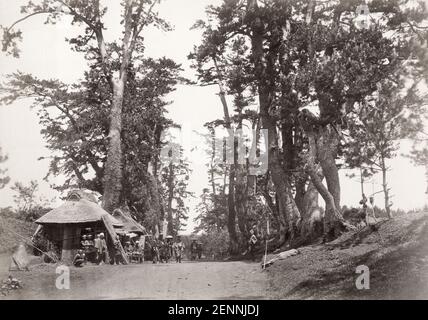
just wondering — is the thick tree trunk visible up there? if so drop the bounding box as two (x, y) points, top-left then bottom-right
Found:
(247, 0), (300, 246)
(300, 178), (323, 240)
(102, 79), (125, 213)
(294, 177), (307, 214)
(100, 1), (146, 214)
(269, 148), (300, 244)
(146, 167), (165, 233)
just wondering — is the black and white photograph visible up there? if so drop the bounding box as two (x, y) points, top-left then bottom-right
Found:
(0, 0), (428, 304)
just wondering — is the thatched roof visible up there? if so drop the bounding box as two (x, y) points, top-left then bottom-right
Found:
(36, 199), (123, 226)
(67, 190), (99, 203)
(112, 209), (146, 234)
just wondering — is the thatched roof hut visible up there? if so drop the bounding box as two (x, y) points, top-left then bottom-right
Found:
(36, 199), (123, 226)
(112, 209), (146, 235)
(35, 191), (127, 264)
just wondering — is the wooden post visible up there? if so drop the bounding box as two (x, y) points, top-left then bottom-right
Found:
(61, 225), (73, 265)
(101, 215), (128, 264)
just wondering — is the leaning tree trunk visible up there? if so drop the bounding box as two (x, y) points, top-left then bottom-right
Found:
(316, 125), (342, 238)
(305, 131), (355, 241)
(318, 126), (341, 206)
(305, 162), (355, 240)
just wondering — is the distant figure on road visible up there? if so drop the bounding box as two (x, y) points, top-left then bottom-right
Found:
(134, 240), (144, 263)
(162, 236), (173, 262)
(113, 235), (123, 265)
(159, 241), (170, 263)
(190, 239), (198, 261)
(196, 242), (203, 259)
(139, 235), (146, 262)
(151, 238), (160, 264)
(173, 236), (185, 263)
(248, 229), (258, 261)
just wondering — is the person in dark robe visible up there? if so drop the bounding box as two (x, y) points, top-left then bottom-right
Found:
(190, 239), (198, 260)
(196, 242), (203, 259)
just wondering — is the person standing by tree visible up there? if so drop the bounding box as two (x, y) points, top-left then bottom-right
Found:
(197, 242), (203, 260)
(190, 239), (198, 261)
(113, 235), (123, 265)
(173, 236), (185, 263)
(151, 237), (160, 264)
(94, 234), (100, 262)
(138, 235), (146, 263)
(95, 233), (107, 265)
(248, 229), (258, 262)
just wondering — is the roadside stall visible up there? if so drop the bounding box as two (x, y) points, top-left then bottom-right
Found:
(34, 191), (128, 265)
(112, 209), (147, 263)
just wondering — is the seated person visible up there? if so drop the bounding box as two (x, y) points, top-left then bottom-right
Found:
(86, 234), (95, 246)
(73, 249), (85, 267)
(80, 235), (88, 248)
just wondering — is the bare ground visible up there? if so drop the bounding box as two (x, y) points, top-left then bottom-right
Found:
(266, 211), (428, 299)
(0, 260), (268, 300)
(2, 211), (428, 300)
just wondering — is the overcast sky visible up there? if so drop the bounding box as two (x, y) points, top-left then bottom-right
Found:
(0, 0), (427, 234)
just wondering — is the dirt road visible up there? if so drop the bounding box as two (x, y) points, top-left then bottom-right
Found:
(1, 259), (268, 300)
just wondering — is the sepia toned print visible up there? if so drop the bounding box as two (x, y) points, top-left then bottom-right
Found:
(0, 0), (428, 300)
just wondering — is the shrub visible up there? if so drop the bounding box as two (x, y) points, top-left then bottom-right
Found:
(198, 229), (229, 260)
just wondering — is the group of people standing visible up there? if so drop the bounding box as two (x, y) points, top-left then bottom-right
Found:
(150, 235), (186, 264)
(190, 239), (203, 260)
(74, 232), (108, 267)
(73, 232), (205, 267)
